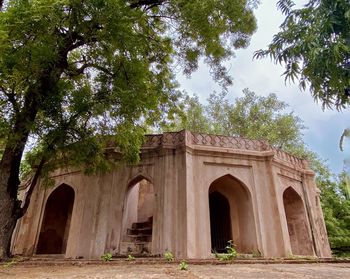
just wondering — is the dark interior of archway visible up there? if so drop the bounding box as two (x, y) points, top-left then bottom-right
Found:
(209, 191), (232, 253)
(36, 185), (74, 254)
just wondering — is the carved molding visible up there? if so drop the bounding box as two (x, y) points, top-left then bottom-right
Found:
(141, 130), (308, 170)
(272, 148), (305, 169)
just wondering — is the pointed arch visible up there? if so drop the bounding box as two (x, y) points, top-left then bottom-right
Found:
(127, 173), (153, 188)
(209, 174), (252, 198)
(36, 184), (75, 254)
(208, 174), (257, 253)
(283, 186), (314, 255)
(120, 174), (155, 255)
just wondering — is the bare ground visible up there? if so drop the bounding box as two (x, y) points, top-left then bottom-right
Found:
(1, 262), (350, 279)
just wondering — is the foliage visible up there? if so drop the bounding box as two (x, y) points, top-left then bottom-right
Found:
(225, 240), (237, 257)
(317, 172), (350, 256)
(164, 251), (174, 262)
(127, 254), (135, 261)
(210, 89), (305, 150)
(1, 258), (18, 267)
(254, 0), (350, 110)
(162, 94), (210, 133)
(101, 252), (112, 262)
(163, 89), (305, 152)
(0, 0), (259, 258)
(0, 0), (259, 167)
(215, 240), (237, 261)
(345, 175), (350, 201)
(179, 260), (188, 271)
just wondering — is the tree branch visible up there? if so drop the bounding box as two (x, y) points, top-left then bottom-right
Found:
(17, 110), (85, 219)
(129, 0), (166, 9)
(1, 85), (20, 114)
(65, 62), (111, 78)
(17, 157), (46, 219)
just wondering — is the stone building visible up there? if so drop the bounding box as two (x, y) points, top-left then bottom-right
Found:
(11, 130), (332, 259)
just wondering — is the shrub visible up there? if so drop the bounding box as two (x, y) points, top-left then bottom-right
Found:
(215, 240), (237, 261)
(179, 260), (188, 271)
(127, 254), (135, 261)
(101, 253), (112, 261)
(164, 251), (174, 261)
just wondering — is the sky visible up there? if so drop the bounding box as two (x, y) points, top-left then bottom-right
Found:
(176, 1), (350, 174)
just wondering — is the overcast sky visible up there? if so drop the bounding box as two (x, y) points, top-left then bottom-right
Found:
(176, 1), (350, 174)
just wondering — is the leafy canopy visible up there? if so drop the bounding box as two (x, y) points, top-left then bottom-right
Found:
(0, 0), (258, 168)
(254, 0), (350, 110)
(0, 0), (259, 258)
(317, 172), (350, 256)
(163, 89), (305, 152)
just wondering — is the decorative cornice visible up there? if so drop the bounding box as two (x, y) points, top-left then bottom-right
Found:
(142, 130), (309, 170)
(272, 148), (306, 170)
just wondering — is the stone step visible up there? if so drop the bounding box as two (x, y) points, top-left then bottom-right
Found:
(32, 254), (65, 260)
(131, 221), (152, 230)
(119, 241), (151, 255)
(123, 234), (152, 242)
(127, 228), (152, 236)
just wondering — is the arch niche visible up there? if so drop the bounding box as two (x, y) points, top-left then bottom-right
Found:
(208, 175), (257, 253)
(283, 187), (314, 255)
(121, 176), (155, 253)
(36, 184), (75, 254)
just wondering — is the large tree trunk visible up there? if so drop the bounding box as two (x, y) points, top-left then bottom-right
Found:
(0, 106), (37, 259)
(0, 183), (17, 259)
(0, 75), (49, 260)
(0, 188), (19, 260)
(0, 144), (29, 259)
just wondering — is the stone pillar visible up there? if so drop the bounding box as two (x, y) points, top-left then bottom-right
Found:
(251, 155), (287, 257)
(302, 170), (332, 258)
(155, 147), (187, 258)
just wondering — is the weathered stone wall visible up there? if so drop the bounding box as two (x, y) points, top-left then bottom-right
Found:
(11, 130), (332, 259)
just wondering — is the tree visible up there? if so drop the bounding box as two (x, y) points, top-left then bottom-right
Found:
(164, 89), (306, 152)
(254, 0), (350, 110)
(208, 89), (306, 151)
(161, 94), (211, 134)
(317, 172), (350, 256)
(0, 0), (259, 259)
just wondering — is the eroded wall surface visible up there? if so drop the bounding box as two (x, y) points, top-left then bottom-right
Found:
(12, 130), (331, 259)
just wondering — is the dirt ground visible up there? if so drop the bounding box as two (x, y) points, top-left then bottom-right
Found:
(1, 262), (350, 279)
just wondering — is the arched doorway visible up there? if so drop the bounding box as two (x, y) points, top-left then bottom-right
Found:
(120, 177), (155, 255)
(283, 187), (314, 255)
(36, 184), (75, 254)
(209, 175), (257, 253)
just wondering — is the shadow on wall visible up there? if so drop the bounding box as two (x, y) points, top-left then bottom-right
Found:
(283, 187), (314, 256)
